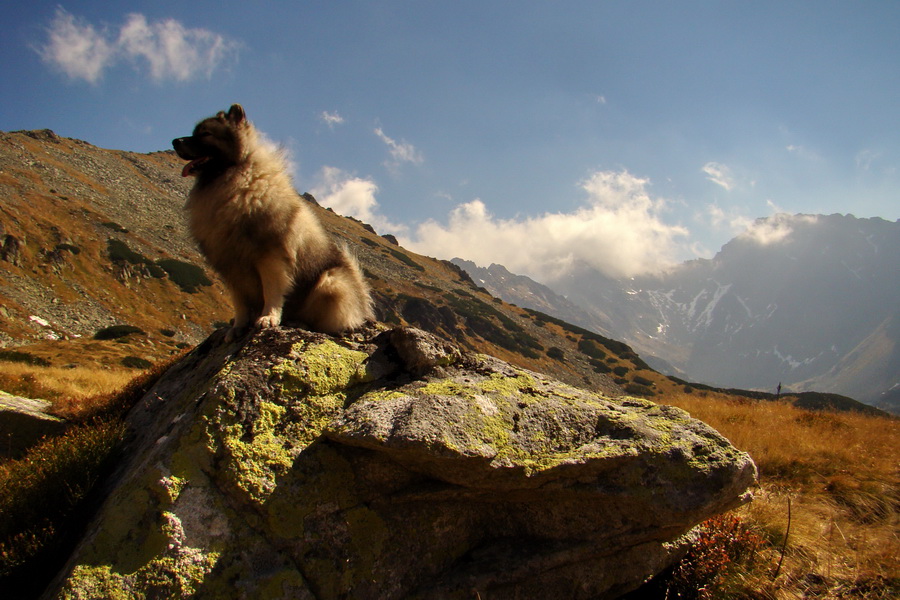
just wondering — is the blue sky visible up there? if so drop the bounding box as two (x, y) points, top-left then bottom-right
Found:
(2, 1), (898, 281)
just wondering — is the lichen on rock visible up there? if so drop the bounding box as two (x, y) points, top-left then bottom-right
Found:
(47, 326), (756, 600)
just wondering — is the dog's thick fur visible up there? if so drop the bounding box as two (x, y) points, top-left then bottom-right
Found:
(173, 104), (373, 339)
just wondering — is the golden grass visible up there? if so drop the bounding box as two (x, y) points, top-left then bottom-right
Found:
(0, 362), (137, 407)
(654, 391), (900, 599)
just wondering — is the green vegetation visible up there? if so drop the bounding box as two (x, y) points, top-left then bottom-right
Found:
(388, 248), (425, 272)
(155, 259), (213, 293)
(577, 338), (607, 360)
(101, 222), (128, 233)
(0, 350), (51, 368)
(0, 361), (174, 597)
(442, 292), (543, 358)
(93, 325), (145, 341)
(546, 347), (565, 361)
(524, 308), (651, 368)
(107, 239), (212, 292)
(121, 356), (153, 369)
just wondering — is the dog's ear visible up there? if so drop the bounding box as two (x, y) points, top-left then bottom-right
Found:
(227, 104), (246, 125)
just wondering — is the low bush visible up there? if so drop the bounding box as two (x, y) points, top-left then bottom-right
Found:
(0, 350), (50, 368)
(93, 324), (145, 340)
(155, 259), (213, 294)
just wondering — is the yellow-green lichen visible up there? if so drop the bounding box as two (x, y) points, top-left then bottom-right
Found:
(273, 340), (371, 396)
(218, 401), (298, 504)
(61, 549), (220, 600)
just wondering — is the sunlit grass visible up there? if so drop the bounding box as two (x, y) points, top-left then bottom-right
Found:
(0, 362), (136, 405)
(0, 358), (177, 597)
(647, 391), (900, 599)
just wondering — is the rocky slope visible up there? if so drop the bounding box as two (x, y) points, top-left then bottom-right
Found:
(45, 326), (756, 600)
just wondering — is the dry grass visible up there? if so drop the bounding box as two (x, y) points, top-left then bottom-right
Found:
(0, 358), (178, 597)
(0, 362), (137, 407)
(653, 391), (900, 599)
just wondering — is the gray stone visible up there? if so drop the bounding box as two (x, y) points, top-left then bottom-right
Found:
(0, 391), (66, 458)
(46, 327), (756, 600)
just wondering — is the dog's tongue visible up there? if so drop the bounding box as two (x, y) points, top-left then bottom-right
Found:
(181, 158), (208, 177)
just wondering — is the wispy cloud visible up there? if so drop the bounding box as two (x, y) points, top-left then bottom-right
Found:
(374, 127), (424, 170)
(320, 111), (345, 128)
(37, 8), (239, 83)
(310, 167), (407, 235)
(701, 161), (736, 191)
(405, 169), (689, 281)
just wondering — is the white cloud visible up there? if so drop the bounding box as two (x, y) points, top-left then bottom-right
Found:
(702, 161), (736, 191)
(374, 127), (424, 169)
(404, 169), (689, 281)
(37, 8), (115, 83)
(738, 213), (818, 246)
(37, 8), (238, 83)
(310, 167), (407, 235)
(320, 111), (345, 128)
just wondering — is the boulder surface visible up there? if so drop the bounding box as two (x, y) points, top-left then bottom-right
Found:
(47, 326), (756, 599)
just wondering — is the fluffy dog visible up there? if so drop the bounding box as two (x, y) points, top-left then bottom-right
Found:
(173, 104), (373, 339)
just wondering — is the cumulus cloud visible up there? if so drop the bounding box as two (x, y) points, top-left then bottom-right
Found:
(738, 213), (818, 245)
(404, 169), (689, 281)
(37, 8), (238, 83)
(702, 161), (735, 191)
(374, 127), (424, 170)
(321, 111), (345, 128)
(310, 167), (407, 235)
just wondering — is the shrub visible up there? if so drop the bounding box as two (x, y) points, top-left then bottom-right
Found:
(578, 338), (607, 360)
(589, 359), (611, 374)
(613, 365), (630, 377)
(0, 419), (126, 594)
(93, 325), (145, 340)
(0, 350), (50, 367)
(662, 514), (765, 599)
(155, 259), (213, 293)
(624, 382), (656, 397)
(546, 347), (565, 361)
(121, 356), (153, 369)
(388, 249), (425, 272)
(632, 375), (654, 387)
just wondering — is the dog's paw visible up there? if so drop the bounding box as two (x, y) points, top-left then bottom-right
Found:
(255, 315), (281, 330)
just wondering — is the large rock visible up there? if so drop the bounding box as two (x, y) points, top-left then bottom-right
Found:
(0, 391), (67, 458)
(46, 326), (756, 599)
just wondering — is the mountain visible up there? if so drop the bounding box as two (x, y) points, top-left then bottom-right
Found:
(1, 128), (886, 417)
(0, 128), (643, 399)
(456, 214), (900, 411)
(450, 259), (614, 336)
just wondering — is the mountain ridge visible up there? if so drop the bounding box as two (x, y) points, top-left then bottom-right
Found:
(454, 214), (900, 413)
(0, 128), (886, 417)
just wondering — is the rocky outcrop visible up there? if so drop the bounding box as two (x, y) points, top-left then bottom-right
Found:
(0, 392), (67, 459)
(46, 326), (756, 600)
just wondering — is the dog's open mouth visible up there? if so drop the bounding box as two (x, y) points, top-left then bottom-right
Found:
(181, 157), (210, 177)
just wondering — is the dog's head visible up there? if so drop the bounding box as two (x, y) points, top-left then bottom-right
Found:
(173, 104), (247, 179)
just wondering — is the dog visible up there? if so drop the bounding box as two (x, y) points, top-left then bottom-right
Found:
(172, 104), (373, 340)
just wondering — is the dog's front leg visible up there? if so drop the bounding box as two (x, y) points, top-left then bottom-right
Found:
(225, 288), (253, 343)
(254, 253), (293, 329)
